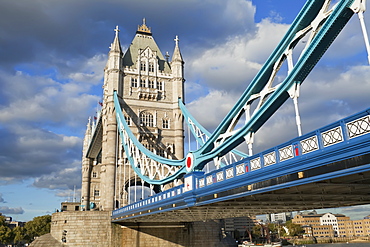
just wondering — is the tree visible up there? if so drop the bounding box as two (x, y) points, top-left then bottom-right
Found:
(13, 226), (26, 245)
(0, 215), (5, 226)
(24, 215), (51, 242)
(0, 224), (13, 245)
(284, 220), (304, 236)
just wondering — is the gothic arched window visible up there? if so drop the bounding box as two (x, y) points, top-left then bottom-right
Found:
(140, 111), (154, 127)
(149, 62), (154, 72)
(140, 61), (146, 71)
(148, 80), (154, 88)
(140, 79), (146, 87)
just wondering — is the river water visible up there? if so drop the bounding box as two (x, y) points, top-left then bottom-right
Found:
(287, 243), (370, 247)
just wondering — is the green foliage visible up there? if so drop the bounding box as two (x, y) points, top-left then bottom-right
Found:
(13, 226), (26, 244)
(0, 214), (51, 244)
(24, 215), (51, 242)
(0, 224), (13, 244)
(284, 220), (304, 236)
(252, 224), (262, 238)
(0, 216), (5, 226)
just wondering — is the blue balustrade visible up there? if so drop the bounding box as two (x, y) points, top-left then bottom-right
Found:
(112, 108), (370, 220)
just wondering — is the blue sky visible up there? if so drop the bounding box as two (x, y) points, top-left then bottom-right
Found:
(1, 0), (370, 222)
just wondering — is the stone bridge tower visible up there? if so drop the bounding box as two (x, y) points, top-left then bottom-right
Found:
(81, 20), (185, 211)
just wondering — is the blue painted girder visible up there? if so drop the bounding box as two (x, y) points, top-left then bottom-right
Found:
(114, 92), (186, 185)
(114, 0), (360, 185)
(179, 99), (248, 159)
(112, 108), (370, 221)
(190, 0), (357, 170)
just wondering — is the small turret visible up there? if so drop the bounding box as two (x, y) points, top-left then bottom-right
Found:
(171, 35), (185, 101)
(104, 25), (123, 96)
(172, 35), (183, 64)
(110, 25), (122, 53)
(81, 117), (93, 210)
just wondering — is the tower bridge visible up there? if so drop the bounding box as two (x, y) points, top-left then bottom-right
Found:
(112, 108), (370, 223)
(46, 0), (370, 246)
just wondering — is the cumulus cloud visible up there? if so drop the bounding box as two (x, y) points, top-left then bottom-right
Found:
(0, 206), (24, 215)
(187, 19), (289, 93)
(336, 205), (370, 220)
(0, 126), (81, 183)
(33, 163), (81, 190)
(187, 90), (239, 131)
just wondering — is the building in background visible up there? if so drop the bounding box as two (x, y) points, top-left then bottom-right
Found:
(293, 211), (370, 238)
(266, 212), (292, 223)
(224, 216), (257, 239)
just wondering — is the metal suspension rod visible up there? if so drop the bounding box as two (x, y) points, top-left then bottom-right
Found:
(358, 11), (370, 64)
(141, 178), (144, 200)
(134, 174), (137, 202)
(351, 0), (370, 64)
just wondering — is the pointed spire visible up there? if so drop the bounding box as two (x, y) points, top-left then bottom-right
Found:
(109, 25), (122, 52)
(172, 35), (183, 62)
(83, 117), (92, 145)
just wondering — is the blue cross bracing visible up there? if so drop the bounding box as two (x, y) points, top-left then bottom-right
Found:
(112, 108), (370, 223)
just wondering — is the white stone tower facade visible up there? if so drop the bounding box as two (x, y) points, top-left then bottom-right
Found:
(81, 20), (185, 211)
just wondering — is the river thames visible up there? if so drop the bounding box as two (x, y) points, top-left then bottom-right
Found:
(288, 243), (370, 247)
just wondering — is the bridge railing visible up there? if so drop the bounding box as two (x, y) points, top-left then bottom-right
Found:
(113, 184), (185, 216)
(112, 108), (370, 217)
(198, 108), (370, 187)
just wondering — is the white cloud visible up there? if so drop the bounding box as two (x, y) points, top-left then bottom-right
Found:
(187, 19), (289, 92)
(33, 163), (81, 191)
(0, 55), (104, 128)
(335, 205), (370, 220)
(0, 206), (24, 215)
(187, 90), (239, 131)
(0, 125), (82, 184)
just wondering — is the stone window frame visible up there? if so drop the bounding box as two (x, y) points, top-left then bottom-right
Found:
(148, 79), (155, 88)
(131, 77), (138, 87)
(157, 81), (163, 91)
(124, 115), (131, 126)
(162, 118), (170, 129)
(149, 62), (154, 72)
(140, 78), (146, 87)
(140, 61), (146, 71)
(140, 111), (154, 127)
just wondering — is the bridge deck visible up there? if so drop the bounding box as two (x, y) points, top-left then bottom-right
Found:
(112, 109), (370, 224)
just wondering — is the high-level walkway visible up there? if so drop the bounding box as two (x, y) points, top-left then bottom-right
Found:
(112, 108), (370, 224)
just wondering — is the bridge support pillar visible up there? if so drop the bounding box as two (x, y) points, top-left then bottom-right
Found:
(119, 220), (237, 247)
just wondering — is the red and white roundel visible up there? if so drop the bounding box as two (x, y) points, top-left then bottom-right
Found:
(185, 153), (194, 172)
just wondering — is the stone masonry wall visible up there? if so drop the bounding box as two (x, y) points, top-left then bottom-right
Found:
(120, 220), (235, 247)
(51, 211), (115, 247)
(51, 211), (235, 247)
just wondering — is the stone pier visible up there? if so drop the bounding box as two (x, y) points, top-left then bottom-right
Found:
(48, 211), (236, 247)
